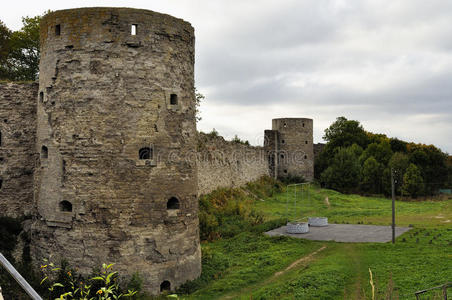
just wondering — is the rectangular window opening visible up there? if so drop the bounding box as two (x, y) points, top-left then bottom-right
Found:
(55, 24), (61, 36)
(131, 24), (137, 35)
(170, 94), (178, 105)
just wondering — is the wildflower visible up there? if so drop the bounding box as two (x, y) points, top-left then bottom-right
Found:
(67, 271), (71, 277)
(97, 290), (103, 295)
(41, 264), (47, 268)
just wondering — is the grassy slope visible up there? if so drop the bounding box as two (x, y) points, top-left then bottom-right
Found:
(178, 185), (451, 299)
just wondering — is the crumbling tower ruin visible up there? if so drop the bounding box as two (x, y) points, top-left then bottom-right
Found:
(265, 118), (314, 181)
(32, 7), (200, 294)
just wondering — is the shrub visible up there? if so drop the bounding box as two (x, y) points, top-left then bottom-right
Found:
(199, 176), (282, 241)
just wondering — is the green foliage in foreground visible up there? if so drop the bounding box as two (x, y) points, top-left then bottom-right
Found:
(40, 261), (137, 299)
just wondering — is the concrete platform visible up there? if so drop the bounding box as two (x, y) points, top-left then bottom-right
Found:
(265, 224), (411, 243)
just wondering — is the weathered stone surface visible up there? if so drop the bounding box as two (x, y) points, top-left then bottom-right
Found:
(0, 82), (38, 218)
(0, 7), (317, 296)
(197, 132), (269, 195)
(265, 118), (314, 181)
(32, 7), (200, 294)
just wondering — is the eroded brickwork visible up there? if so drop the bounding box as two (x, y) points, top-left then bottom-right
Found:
(31, 8), (200, 294)
(197, 132), (269, 195)
(0, 82), (38, 218)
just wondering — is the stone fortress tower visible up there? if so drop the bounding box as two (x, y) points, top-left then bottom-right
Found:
(32, 7), (200, 294)
(265, 118), (314, 181)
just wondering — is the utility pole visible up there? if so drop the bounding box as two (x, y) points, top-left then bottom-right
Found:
(391, 168), (396, 244)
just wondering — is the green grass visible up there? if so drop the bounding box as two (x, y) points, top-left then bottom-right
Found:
(254, 185), (452, 228)
(173, 183), (452, 300)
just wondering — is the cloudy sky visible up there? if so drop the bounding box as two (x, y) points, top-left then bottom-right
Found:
(2, 0), (451, 153)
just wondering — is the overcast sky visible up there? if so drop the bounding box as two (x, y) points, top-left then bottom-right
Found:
(2, 0), (451, 153)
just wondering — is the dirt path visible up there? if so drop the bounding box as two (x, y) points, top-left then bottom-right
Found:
(273, 245), (327, 277)
(220, 245), (327, 300)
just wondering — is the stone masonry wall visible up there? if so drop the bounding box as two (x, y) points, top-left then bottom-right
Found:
(197, 132), (269, 195)
(32, 8), (200, 295)
(268, 118), (314, 181)
(0, 82), (38, 218)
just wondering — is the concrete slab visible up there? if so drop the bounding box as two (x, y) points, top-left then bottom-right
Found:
(265, 224), (412, 243)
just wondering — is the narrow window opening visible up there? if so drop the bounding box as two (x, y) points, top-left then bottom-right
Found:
(131, 24), (137, 35)
(281, 139), (285, 144)
(280, 154), (284, 159)
(0, 179), (3, 189)
(41, 145), (48, 159)
(302, 123), (305, 127)
(283, 169), (288, 174)
(170, 94), (178, 105)
(167, 197), (180, 210)
(283, 122), (287, 128)
(55, 24), (61, 36)
(39, 91), (44, 102)
(305, 141), (308, 144)
(160, 280), (171, 292)
(59, 200), (72, 212)
(0, 131), (2, 146)
(268, 155), (275, 166)
(139, 147), (152, 160)
(304, 155), (308, 159)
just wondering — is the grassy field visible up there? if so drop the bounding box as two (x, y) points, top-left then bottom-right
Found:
(175, 184), (452, 300)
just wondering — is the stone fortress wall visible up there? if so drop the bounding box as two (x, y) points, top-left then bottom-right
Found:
(197, 132), (269, 195)
(0, 7), (315, 296)
(0, 82), (38, 218)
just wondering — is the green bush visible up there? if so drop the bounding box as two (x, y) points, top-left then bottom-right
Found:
(199, 176), (283, 241)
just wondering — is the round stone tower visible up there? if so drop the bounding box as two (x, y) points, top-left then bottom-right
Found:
(32, 7), (200, 294)
(265, 118), (314, 181)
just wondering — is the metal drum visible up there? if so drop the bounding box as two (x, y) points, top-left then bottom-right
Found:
(286, 222), (309, 234)
(308, 217), (328, 227)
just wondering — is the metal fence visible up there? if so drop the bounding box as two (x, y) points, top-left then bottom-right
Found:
(414, 282), (451, 300)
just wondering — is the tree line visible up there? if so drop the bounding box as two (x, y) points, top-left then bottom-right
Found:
(315, 116), (451, 198)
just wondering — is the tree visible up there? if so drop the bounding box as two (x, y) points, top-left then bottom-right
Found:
(388, 152), (410, 194)
(402, 163), (424, 198)
(194, 87), (204, 122)
(359, 140), (393, 166)
(0, 15), (41, 81)
(390, 138), (408, 153)
(0, 20), (12, 79)
(315, 117), (368, 179)
(323, 116), (370, 149)
(408, 144), (448, 194)
(320, 146), (361, 193)
(361, 156), (382, 194)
